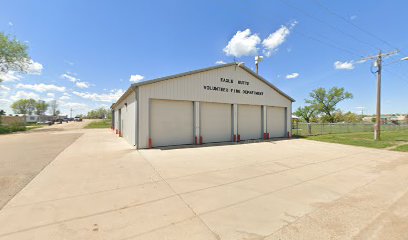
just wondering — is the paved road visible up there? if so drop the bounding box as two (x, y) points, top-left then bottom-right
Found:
(0, 129), (407, 240)
(0, 121), (90, 209)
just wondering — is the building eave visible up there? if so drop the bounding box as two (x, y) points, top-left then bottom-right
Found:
(112, 62), (295, 109)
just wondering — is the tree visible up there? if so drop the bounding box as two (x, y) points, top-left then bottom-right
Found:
(294, 106), (317, 123)
(305, 87), (353, 123)
(333, 111), (362, 123)
(294, 106), (317, 135)
(0, 33), (30, 82)
(49, 100), (60, 116)
(86, 107), (111, 119)
(35, 100), (49, 115)
(11, 99), (36, 115)
(0, 109), (5, 124)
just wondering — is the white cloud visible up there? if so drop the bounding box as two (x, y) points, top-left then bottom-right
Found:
(0, 60), (42, 82)
(8, 22), (13, 26)
(61, 73), (79, 82)
(16, 83), (66, 92)
(223, 29), (261, 57)
(25, 60), (43, 75)
(46, 93), (55, 98)
(0, 85), (11, 91)
(262, 21), (297, 57)
(0, 98), (11, 104)
(61, 73), (90, 88)
(0, 71), (21, 82)
(72, 89), (124, 102)
(215, 60), (226, 65)
(334, 61), (354, 70)
(59, 95), (70, 100)
(61, 102), (89, 110)
(75, 81), (90, 89)
(129, 74), (144, 83)
(286, 73), (300, 79)
(10, 91), (40, 101)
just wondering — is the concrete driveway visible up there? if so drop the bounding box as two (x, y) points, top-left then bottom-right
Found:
(0, 120), (90, 209)
(0, 130), (407, 240)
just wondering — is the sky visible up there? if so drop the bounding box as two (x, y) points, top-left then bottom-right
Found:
(0, 0), (407, 116)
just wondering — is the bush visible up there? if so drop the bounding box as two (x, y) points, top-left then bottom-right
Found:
(0, 123), (27, 134)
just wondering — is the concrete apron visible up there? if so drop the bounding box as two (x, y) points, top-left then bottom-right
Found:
(0, 130), (407, 240)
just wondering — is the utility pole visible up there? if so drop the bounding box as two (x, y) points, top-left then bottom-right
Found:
(70, 108), (73, 118)
(255, 55), (263, 75)
(375, 52), (382, 140)
(360, 50), (399, 140)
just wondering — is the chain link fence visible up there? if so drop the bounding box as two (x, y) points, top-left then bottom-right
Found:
(293, 122), (408, 136)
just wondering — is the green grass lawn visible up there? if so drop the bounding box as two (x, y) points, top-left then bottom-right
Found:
(0, 124), (26, 134)
(303, 130), (408, 152)
(84, 119), (111, 129)
(394, 144), (408, 152)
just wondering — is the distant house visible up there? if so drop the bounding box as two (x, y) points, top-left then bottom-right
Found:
(389, 115), (408, 124)
(362, 116), (375, 123)
(26, 115), (39, 123)
(24, 115), (58, 123)
(362, 115), (408, 124)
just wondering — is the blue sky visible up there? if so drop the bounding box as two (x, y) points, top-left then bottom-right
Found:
(0, 0), (407, 116)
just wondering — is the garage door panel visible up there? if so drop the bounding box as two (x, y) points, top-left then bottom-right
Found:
(267, 106), (286, 138)
(238, 105), (262, 140)
(201, 102), (232, 143)
(150, 99), (194, 147)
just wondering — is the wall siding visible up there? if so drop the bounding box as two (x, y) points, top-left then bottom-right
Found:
(114, 91), (136, 147)
(137, 65), (292, 148)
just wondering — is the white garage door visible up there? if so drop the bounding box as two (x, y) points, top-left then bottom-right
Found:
(201, 102), (232, 143)
(150, 99), (194, 147)
(238, 104), (262, 140)
(267, 106), (286, 138)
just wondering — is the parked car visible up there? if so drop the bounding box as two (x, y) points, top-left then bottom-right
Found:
(74, 117), (82, 122)
(37, 120), (54, 125)
(63, 118), (69, 123)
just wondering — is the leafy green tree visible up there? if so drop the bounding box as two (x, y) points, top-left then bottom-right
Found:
(333, 111), (362, 123)
(306, 87), (353, 123)
(0, 33), (30, 82)
(86, 107), (111, 119)
(35, 100), (49, 115)
(294, 106), (317, 123)
(11, 99), (36, 115)
(49, 100), (60, 116)
(294, 106), (317, 135)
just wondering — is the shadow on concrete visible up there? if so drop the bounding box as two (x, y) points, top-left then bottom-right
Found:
(150, 138), (290, 151)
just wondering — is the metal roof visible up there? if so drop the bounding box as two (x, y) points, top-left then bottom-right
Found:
(112, 63), (295, 109)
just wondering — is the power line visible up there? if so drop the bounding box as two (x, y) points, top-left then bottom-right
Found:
(312, 0), (400, 52)
(279, 0), (381, 52)
(384, 68), (408, 85)
(294, 29), (364, 58)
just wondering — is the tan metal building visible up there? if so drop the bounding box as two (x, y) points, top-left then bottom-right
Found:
(111, 63), (295, 149)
